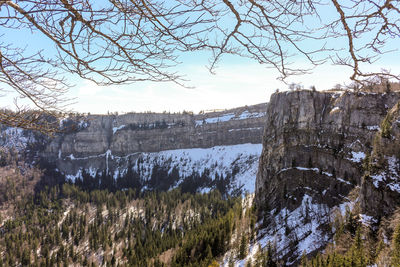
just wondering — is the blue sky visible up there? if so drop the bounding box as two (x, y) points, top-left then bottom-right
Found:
(1, 1), (400, 114)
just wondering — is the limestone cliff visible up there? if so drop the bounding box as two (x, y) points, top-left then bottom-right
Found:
(36, 103), (266, 192)
(255, 90), (400, 264)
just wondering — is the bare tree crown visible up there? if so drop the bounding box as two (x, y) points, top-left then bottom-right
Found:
(0, 0), (399, 133)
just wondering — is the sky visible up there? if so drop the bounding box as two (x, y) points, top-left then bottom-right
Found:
(67, 51), (400, 114)
(68, 59), (352, 114)
(1, 1), (400, 114)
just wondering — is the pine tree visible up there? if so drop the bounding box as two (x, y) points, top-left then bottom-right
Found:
(206, 244), (213, 260)
(239, 234), (248, 259)
(300, 250), (307, 266)
(263, 244), (277, 267)
(21, 249), (30, 266)
(350, 227), (365, 266)
(392, 223), (400, 266)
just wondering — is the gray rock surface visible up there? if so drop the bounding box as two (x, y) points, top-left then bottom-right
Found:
(255, 90), (400, 263)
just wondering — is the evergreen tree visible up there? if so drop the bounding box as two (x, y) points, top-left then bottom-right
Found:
(392, 223), (400, 266)
(239, 234), (248, 259)
(350, 227), (366, 266)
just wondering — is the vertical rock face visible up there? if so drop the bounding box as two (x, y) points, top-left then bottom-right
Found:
(255, 90), (400, 263)
(361, 102), (400, 219)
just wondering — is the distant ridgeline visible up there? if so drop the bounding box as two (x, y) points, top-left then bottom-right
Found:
(2, 103), (266, 195)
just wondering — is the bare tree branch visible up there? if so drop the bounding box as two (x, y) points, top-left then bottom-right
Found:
(0, 0), (399, 133)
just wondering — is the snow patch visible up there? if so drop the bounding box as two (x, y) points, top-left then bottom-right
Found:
(228, 127), (262, 132)
(278, 166), (352, 186)
(296, 167), (320, 172)
(337, 178), (352, 185)
(388, 183), (400, 193)
(66, 169), (83, 182)
(237, 111), (266, 120)
(195, 111), (266, 126)
(371, 173), (385, 188)
(337, 201), (355, 217)
(330, 107), (340, 113)
(367, 125), (380, 131)
(359, 214), (378, 226)
(195, 113), (235, 126)
(112, 125), (126, 134)
(347, 151), (366, 163)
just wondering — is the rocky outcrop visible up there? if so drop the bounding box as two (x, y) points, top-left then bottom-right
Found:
(255, 90), (400, 263)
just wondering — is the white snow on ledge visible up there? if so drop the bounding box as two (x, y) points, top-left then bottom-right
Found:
(330, 106), (340, 113)
(367, 125), (380, 131)
(112, 125), (126, 134)
(347, 151), (366, 163)
(195, 113), (235, 126)
(195, 111), (266, 126)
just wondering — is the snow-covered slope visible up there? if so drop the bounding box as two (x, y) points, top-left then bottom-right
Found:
(136, 143), (262, 193)
(66, 143), (263, 194)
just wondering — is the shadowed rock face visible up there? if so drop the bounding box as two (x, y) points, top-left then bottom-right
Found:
(40, 103), (267, 177)
(255, 90), (400, 263)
